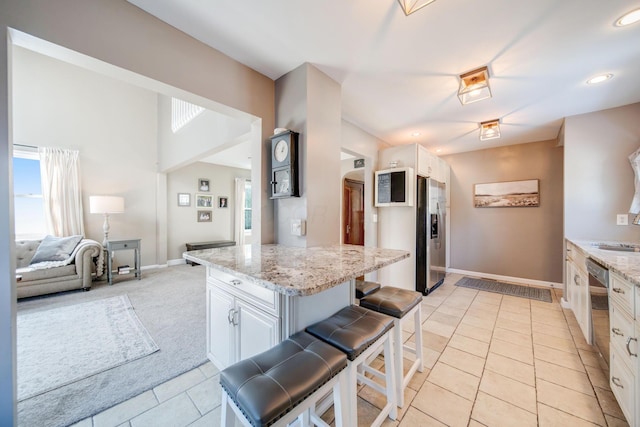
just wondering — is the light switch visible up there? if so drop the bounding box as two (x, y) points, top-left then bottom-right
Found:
(617, 214), (629, 225)
(291, 219), (306, 236)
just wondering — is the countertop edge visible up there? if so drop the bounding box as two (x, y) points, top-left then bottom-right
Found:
(183, 248), (410, 297)
(567, 239), (640, 288)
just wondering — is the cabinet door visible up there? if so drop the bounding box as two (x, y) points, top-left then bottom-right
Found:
(236, 299), (280, 362)
(206, 284), (235, 370)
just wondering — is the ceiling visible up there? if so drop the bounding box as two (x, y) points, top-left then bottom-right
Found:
(128, 0), (640, 155)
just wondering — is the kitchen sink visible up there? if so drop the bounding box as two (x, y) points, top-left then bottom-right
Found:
(596, 244), (640, 252)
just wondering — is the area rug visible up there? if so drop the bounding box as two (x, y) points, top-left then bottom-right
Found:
(455, 276), (552, 303)
(17, 264), (207, 427)
(17, 295), (158, 401)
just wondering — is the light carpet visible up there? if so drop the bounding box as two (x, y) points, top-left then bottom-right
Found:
(18, 295), (159, 401)
(17, 264), (207, 427)
(455, 276), (552, 302)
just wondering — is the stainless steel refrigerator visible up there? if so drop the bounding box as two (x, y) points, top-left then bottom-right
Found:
(416, 176), (446, 295)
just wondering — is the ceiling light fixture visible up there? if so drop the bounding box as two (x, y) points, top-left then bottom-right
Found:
(615, 8), (640, 26)
(586, 74), (613, 85)
(479, 119), (501, 141)
(411, 132), (421, 137)
(458, 66), (492, 105)
(397, 0), (437, 16)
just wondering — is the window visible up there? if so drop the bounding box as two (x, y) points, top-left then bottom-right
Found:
(244, 180), (252, 231)
(13, 148), (46, 240)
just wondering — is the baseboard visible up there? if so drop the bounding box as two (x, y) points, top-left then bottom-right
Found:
(140, 264), (167, 271)
(447, 268), (562, 289)
(560, 297), (571, 309)
(167, 259), (187, 267)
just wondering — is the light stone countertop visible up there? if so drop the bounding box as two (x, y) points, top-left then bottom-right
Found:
(568, 239), (640, 287)
(183, 244), (410, 296)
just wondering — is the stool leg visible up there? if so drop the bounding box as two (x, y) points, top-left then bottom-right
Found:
(347, 363), (358, 427)
(220, 390), (236, 427)
(393, 319), (405, 408)
(415, 305), (424, 373)
(333, 371), (346, 427)
(384, 332), (398, 420)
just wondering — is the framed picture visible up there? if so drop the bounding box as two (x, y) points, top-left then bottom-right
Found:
(474, 179), (540, 208)
(177, 193), (191, 207)
(218, 196), (229, 208)
(198, 178), (210, 192)
(197, 210), (212, 222)
(196, 193), (213, 208)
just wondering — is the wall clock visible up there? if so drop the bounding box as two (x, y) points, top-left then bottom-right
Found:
(270, 130), (300, 198)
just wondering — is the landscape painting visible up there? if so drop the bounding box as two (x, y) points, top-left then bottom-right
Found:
(474, 179), (539, 208)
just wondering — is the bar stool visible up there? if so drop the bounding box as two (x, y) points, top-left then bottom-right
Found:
(219, 331), (348, 427)
(306, 305), (397, 427)
(359, 286), (423, 408)
(355, 279), (381, 299)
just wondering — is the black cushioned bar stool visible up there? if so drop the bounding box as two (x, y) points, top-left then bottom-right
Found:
(355, 279), (381, 299)
(306, 305), (397, 427)
(359, 286), (424, 408)
(219, 331), (348, 427)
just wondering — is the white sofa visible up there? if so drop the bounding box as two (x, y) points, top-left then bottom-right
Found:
(15, 238), (103, 299)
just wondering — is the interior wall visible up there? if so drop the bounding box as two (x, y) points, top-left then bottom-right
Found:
(442, 139), (564, 283)
(157, 95), (251, 172)
(274, 63), (342, 247)
(564, 102), (640, 242)
(167, 162), (251, 260)
(12, 46), (160, 267)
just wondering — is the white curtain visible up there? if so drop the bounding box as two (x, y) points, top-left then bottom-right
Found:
(39, 147), (85, 237)
(234, 178), (246, 246)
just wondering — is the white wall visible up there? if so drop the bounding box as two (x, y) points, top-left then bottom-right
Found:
(12, 46), (160, 266)
(157, 95), (251, 172)
(564, 103), (640, 242)
(167, 162), (251, 260)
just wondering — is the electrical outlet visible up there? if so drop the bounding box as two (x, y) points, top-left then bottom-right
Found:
(291, 219), (306, 236)
(617, 214), (628, 225)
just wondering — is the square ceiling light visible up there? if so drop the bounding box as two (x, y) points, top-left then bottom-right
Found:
(398, 0), (437, 16)
(480, 119), (501, 141)
(458, 66), (492, 105)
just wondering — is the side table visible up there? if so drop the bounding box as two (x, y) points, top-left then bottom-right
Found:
(106, 239), (141, 286)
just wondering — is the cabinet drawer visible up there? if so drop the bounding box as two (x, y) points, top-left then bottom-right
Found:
(208, 268), (279, 315)
(610, 347), (635, 425)
(108, 240), (140, 251)
(610, 302), (636, 368)
(610, 273), (635, 318)
(566, 242), (587, 273)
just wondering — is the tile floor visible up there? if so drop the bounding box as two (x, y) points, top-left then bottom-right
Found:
(71, 273), (629, 427)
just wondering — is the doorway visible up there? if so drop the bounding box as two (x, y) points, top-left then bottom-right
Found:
(343, 178), (365, 246)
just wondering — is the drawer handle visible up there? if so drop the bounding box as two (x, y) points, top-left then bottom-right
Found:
(228, 309), (239, 326)
(230, 279), (242, 286)
(612, 328), (624, 336)
(626, 337), (638, 357)
(612, 287), (625, 294)
(574, 275), (580, 286)
(612, 377), (624, 388)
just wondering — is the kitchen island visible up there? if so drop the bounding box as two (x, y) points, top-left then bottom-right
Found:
(184, 244), (409, 370)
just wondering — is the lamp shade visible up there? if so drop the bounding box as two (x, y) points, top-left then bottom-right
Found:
(90, 196), (125, 214)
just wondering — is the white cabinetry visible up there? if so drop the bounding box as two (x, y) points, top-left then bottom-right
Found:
(608, 271), (638, 425)
(565, 241), (591, 343)
(206, 269), (281, 370)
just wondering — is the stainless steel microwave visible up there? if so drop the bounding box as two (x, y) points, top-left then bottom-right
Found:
(374, 167), (414, 207)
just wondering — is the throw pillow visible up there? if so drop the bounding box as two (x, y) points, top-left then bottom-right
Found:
(29, 235), (84, 264)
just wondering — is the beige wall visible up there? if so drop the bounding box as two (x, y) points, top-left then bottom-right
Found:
(442, 139), (564, 283)
(0, 0), (276, 420)
(564, 103), (640, 242)
(167, 162), (251, 260)
(274, 64), (342, 247)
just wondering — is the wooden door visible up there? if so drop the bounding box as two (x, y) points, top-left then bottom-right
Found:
(343, 178), (365, 245)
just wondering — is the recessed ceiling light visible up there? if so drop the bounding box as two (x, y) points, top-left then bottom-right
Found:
(436, 148), (442, 153)
(411, 132), (421, 137)
(586, 74), (613, 85)
(615, 8), (640, 27)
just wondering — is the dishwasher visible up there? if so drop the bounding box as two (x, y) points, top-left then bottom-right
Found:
(587, 258), (610, 374)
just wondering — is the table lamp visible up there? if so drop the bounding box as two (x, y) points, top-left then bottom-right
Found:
(90, 196), (125, 246)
